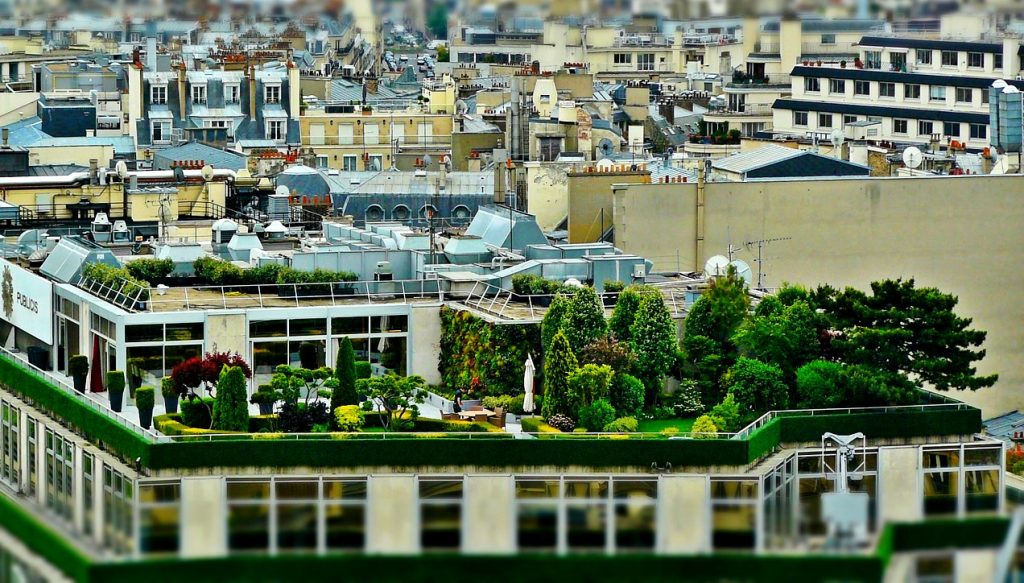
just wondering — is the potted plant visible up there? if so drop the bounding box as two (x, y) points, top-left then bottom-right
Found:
(69, 355), (88, 393)
(161, 376), (179, 415)
(361, 105), (372, 115)
(107, 370), (126, 413)
(136, 386), (155, 429)
(250, 384), (279, 416)
(840, 60), (847, 68)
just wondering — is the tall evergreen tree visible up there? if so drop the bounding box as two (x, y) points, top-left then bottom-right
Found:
(563, 286), (608, 354)
(211, 366), (250, 432)
(541, 293), (571, 356)
(541, 330), (580, 419)
(332, 337), (358, 410)
(609, 285), (658, 342)
(629, 293), (677, 406)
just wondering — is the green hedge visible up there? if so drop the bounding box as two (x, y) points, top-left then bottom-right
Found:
(777, 408), (982, 443)
(0, 354), (150, 465)
(886, 517), (1009, 552)
(0, 493), (91, 582)
(746, 417), (782, 463)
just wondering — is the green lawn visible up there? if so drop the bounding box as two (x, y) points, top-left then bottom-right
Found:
(637, 418), (696, 433)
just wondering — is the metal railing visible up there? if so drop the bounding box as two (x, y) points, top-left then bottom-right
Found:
(142, 278), (444, 312)
(78, 275), (149, 312)
(731, 400), (975, 441)
(161, 429), (737, 442)
(707, 103), (774, 116)
(0, 346), (165, 442)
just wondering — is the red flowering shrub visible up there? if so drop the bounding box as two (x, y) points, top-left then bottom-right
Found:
(171, 351), (252, 397)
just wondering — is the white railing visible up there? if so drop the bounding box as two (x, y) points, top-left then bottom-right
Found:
(0, 346), (166, 442)
(161, 430), (737, 442)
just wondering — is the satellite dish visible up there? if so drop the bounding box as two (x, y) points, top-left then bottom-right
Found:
(703, 255), (730, 278)
(598, 138), (614, 156)
(829, 129), (845, 148)
(902, 146), (923, 169)
(115, 160), (128, 179)
(275, 185), (290, 196)
(201, 164), (214, 181)
(369, 158), (381, 171)
(728, 260), (753, 285)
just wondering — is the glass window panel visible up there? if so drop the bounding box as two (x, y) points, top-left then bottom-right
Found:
(127, 345), (163, 389)
(227, 504), (270, 552)
(965, 469), (999, 513)
(349, 337), (369, 362)
(923, 449), (960, 469)
(372, 315), (408, 333)
(323, 480), (367, 500)
(276, 504), (318, 552)
(712, 505), (756, 550)
(378, 336), (406, 376)
(964, 447), (1000, 467)
(565, 480), (608, 499)
(516, 480), (560, 499)
(923, 472), (959, 516)
(421, 503), (461, 549)
(139, 507), (180, 554)
(125, 325), (164, 343)
(276, 480), (318, 500)
(799, 477), (833, 536)
(419, 480), (463, 499)
(332, 318), (368, 335)
(711, 480), (758, 499)
(165, 322), (204, 341)
(613, 480), (657, 500)
(164, 345), (202, 377)
(250, 320), (287, 338)
(139, 483), (180, 504)
(615, 503), (655, 551)
(566, 504), (606, 552)
(227, 480), (271, 500)
(253, 341), (288, 386)
(290, 340), (326, 370)
(325, 504), (365, 550)
(290, 319), (327, 336)
(517, 504), (558, 551)
(798, 455), (823, 474)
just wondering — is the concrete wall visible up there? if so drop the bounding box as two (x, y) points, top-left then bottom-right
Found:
(462, 475), (515, 554)
(410, 304), (443, 385)
(659, 475), (710, 553)
(366, 475), (418, 554)
(566, 171), (647, 243)
(611, 175), (1024, 416)
(206, 313), (247, 363)
(180, 477), (227, 557)
(878, 447), (922, 524)
(29, 144), (114, 167)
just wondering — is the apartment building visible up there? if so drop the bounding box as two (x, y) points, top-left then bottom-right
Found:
(771, 35), (1024, 149)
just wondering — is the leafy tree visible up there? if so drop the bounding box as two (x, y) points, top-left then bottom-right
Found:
(795, 360), (917, 409)
(793, 360), (847, 409)
(608, 373), (645, 417)
(578, 399), (616, 432)
(358, 374), (427, 431)
(609, 285), (658, 342)
(578, 336), (635, 371)
(672, 380), (704, 416)
(679, 334), (728, 407)
(436, 45), (449, 62)
(723, 358), (789, 424)
(332, 337), (359, 410)
(753, 295), (783, 318)
(733, 300), (819, 385)
(692, 414), (719, 438)
(709, 393), (741, 432)
(822, 279), (997, 392)
(170, 351), (252, 426)
(427, 3), (448, 39)
(683, 266), (749, 352)
(541, 293), (571, 356)
(562, 286), (608, 354)
(270, 366), (336, 407)
(541, 331), (579, 420)
(567, 364), (613, 408)
(628, 292), (677, 406)
(211, 366), (250, 432)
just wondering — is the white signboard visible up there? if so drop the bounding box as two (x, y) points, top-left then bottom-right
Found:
(0, 259), (53, 344)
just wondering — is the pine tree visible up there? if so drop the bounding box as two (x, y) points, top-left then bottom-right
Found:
(541, 330), (580, 419)
(562, 286), (608, 354)
(541, 293), (570, 356)
(629, 293), (677, 406)
(332, 337), (358, 410)
(211, 366), (250, 432)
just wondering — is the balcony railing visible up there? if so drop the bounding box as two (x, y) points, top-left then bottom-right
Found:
(706, 103), (774, 116)
(726, 73), (791, 88)
(300, 134), (452, 147)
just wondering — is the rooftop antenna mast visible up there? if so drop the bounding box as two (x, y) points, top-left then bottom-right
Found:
(744, 236), (791, 290)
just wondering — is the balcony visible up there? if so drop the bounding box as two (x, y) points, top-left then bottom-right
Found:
(612, 34), (672, 48)
(725, 73), (791, 90)
(705, 103), (774, 117)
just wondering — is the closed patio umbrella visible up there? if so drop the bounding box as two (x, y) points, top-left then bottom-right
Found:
(522, 354), (535, 414)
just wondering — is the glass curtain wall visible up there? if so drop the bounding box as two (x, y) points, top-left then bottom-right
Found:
(125, 323), (204, 390)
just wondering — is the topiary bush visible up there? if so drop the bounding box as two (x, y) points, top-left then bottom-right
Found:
(692, 414), (719, 438)
(333, 405), (365, 432)
(546, 413), (576, 432)
(578, 399), (616, 432)
(135, 386), (155, 410)
(541, 331), (579, 420)
(181, 397), (216, 428)
(609, 373), (645, 417)
(82, 263), (150, 303)
(355, 361), (372, 380)
(211, 366), (250, 432)
(603, 416), (638, 432)
(332, 338), (359, 411)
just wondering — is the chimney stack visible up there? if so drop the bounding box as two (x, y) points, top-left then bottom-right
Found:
(2, 128), (9, 147)
(146, 37), (157, 71)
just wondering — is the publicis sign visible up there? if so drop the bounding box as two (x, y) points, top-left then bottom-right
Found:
(0, 259), (53, 344)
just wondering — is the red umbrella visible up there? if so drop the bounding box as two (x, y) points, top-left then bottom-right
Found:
(89, 335), (105, 393)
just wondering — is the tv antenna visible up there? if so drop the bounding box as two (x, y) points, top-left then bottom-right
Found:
(744, 236), (792, 290)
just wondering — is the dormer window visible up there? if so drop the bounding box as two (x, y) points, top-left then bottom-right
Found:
(191, 84), (207, 105)
(151, 85), (167, 105)
(265, 84), (281, 104)
(225, 83), (240, 104)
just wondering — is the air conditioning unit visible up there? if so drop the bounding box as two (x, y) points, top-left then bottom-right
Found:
(632, 263), (646, 279)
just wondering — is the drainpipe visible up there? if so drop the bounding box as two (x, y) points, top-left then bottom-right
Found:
(695, 160), (706, 271)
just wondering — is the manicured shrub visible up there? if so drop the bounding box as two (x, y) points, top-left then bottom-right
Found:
(125, 258), (174, 282)
(180, 397), (216, 429)
(541, 331), (579, 420)
(332, 337), (358, 410)
(603, 416), (638, 432)
(212, 366), (250, 432)
(135, 386), (155, 410)
(578, 399), (616, 432)
(81, 263), (150, 303)
(609, 373), (645, 417)
(546, 413), (575, 432)
(709, 393), (741, 432)
(520, 416), (561, 433)
(541, 294), (570, 355)
(68, 355), (89, 377)
(629, 292), (677, 405)
(278, 401), (331, 433)
(354, 361), (372, 380)
(603, 280), (625, 293)
(333, 405), (365, 432)
(692, 414), (719, 439)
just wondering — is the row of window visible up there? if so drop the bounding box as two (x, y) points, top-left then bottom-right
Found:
(150, 83), (274, 106)
(612, 53), (657, 71)
(153, 120), (285, 143)
(804, 78), (987, 105)
(791, 111), (988, 140)
(864, 48), (1001, 69)
(306, 123), (437, 146)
